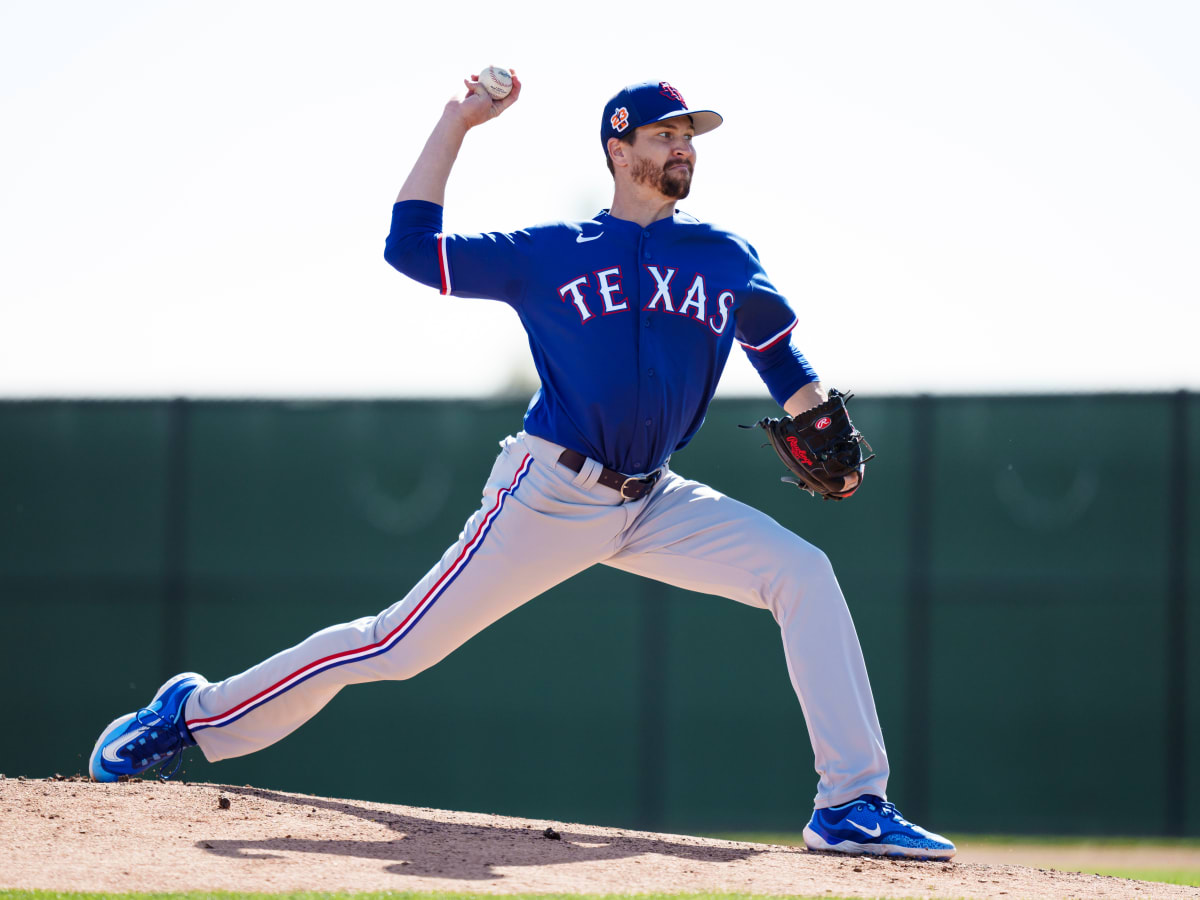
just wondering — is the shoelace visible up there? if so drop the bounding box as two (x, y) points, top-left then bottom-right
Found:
(862, 797), (914, 828)
(126, 706), (187, 781)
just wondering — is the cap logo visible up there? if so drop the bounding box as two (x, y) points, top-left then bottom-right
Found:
(659, 82), (687, 108)
(610, 106), (629, 133)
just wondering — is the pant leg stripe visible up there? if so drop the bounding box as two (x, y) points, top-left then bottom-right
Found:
(187, 453), (534, 732)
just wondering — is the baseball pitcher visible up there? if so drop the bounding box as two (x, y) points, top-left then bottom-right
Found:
(88, 72), (955, 860)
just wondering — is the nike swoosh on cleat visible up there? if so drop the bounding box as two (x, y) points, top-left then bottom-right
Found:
(102, 725), (150, 764)
(576, 233), (603, 243)
(848, 820), (883, 838)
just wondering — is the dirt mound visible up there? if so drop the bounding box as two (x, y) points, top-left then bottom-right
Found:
(0, 776), (1187, 898)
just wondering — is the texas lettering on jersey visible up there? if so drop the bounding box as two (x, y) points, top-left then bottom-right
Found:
(557, 265), (734, 335)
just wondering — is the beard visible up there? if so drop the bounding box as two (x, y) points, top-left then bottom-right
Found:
(631, 156), (693, 199)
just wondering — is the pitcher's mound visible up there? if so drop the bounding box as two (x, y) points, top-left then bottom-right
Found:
(0, 777), (1188, 899)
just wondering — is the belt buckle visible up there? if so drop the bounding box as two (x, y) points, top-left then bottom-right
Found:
(620, 470), (658, 501)
(619, 475), (645, 500)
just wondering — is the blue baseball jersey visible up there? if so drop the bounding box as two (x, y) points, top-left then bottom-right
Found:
(385, 200), (817, 474)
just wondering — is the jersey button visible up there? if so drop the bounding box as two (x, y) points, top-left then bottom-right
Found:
(642, 230), (651, 238)
(647, 368), (655, 376)
(644, 418), (652, 426)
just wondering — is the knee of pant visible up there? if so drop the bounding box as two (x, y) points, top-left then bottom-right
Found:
(356, 648), (429, 682)
(387, 647), (452, 682)
(771, 541), (837, 602)
(364, 619), (445, 681)
(378, 659), (424, 681)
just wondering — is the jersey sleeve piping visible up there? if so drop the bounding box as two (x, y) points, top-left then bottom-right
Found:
(437, 234), (451, 296)
(737, 316), (798, 352)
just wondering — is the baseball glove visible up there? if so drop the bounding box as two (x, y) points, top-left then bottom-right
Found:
(744, 389), (875, 500)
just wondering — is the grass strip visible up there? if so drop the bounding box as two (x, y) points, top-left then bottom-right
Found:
(1053, 868), (1200, 888)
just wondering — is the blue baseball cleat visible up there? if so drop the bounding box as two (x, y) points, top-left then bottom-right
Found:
(89, 672), (206, 782)
(803, 795), (956, 860)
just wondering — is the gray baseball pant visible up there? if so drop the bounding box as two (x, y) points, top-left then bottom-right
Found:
(183, 431), (889, 807)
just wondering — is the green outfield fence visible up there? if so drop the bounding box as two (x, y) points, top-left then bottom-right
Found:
(0, 394), (1195, 836)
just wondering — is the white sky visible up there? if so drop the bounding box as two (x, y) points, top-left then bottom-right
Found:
(1, 0), (1197, 398)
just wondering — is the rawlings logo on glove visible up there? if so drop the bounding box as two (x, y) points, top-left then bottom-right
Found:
(786, 436), (814, 466)
(743, 389), (875, 501)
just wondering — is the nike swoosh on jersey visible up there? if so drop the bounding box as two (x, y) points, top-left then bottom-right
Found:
(576, 232), (604, 243)
(102, 724), (150, 764)
(848, 819), (883, 838)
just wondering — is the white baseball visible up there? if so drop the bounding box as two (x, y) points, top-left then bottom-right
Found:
(478, 66), (512, 100)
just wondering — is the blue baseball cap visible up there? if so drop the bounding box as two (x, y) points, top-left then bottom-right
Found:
(600, 81), (722, 154)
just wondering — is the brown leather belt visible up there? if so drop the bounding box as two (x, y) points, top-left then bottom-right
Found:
(557, 449), (660, 501)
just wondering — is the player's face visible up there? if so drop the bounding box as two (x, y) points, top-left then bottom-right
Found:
(629, 117), (696, 200)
